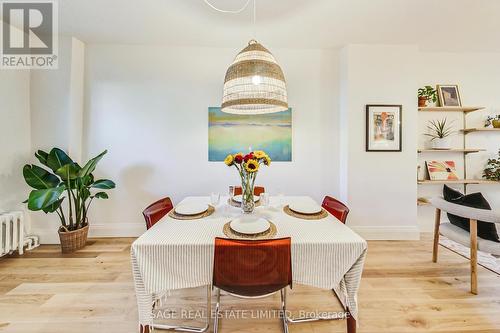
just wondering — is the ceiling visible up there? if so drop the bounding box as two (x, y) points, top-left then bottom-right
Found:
(51, 0), (500, 51)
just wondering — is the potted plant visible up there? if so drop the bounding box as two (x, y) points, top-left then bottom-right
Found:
(22, 148), (115, 253)
(418, 85), (437, 107)
(224, 150), (271, 213)
(424, 118), (454, 150)
(485, 115), (500, 128)
(483, 149), (500, 181)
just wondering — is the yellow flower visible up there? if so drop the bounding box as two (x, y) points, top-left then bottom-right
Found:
(224, 154), (234, 166)
(245, 159), (259, 172)
(254, 150), (266, 159)
(263, 155), (271, 166)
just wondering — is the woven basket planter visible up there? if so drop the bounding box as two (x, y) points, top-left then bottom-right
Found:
(58, 224), (89, 253)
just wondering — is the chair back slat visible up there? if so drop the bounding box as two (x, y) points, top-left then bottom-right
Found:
(142, 197), (174, 230)
(213, 237), (292, 297)
(322, 196), (349, 223)
(233, 186), (265, 196)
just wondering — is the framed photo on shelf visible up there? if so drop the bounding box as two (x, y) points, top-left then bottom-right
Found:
(366, 104), (402, 152)
(437, 85), (462, 107)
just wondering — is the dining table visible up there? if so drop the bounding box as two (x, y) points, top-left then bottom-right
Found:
(131, 195), (367, 333)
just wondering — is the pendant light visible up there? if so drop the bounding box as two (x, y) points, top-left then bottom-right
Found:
(204, 0), (288, 114)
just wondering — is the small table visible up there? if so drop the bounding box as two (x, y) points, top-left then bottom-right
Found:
(131, 196), (367, 333)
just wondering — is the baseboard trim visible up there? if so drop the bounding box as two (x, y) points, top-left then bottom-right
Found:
(33, 223), (419, 244)
(350, 225), (420, 240)
(32, 223), (145, 244)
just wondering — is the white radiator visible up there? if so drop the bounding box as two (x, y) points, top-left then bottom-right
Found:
(0, 211), (39, 257)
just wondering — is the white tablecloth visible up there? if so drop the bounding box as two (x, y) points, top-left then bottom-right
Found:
(131, 196), (367, 326)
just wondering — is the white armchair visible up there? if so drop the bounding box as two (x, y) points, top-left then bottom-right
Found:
(430, 197), (500, 295)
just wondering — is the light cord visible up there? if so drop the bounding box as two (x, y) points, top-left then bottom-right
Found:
(202, 0), (251, 14)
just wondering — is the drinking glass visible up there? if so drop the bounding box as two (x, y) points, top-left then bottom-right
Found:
(228, 186), (235, 201)
(260, 192), (269, 207)
(210, 192), (220, 206)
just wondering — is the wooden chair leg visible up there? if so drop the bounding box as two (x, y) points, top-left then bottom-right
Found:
(470, 219), (478, 295)
(432, 208), (441, 263)
(139, 325), (150, 333)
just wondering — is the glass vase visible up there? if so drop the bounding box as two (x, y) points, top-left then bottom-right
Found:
(241, 178), (255, 214)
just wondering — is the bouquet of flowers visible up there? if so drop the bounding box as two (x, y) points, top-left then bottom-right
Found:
(224, 150), (271, 213)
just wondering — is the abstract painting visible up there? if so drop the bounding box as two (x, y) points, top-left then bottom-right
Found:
(208, 107), (292, 161)
(426, 161), (459, 181)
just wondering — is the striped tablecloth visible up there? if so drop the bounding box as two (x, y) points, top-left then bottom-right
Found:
(131, 196), (367, 326)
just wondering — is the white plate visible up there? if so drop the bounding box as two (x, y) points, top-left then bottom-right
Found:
(288, 202), (322, 215)
(232, 195), (260, 203)
(174, 203), (209, 215)
(230, 217), (270, 234)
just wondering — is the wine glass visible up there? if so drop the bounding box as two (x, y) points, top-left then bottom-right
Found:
(260, 192), (269, 207)
(228, 186), (235, 202)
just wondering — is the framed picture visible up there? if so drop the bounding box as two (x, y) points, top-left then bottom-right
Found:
(366, 105), (402, 152)
(425, 161), (459, 181)
(437, 85), (461, 107)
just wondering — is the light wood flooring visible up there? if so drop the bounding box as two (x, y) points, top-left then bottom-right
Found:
(0, 234), (499, 333)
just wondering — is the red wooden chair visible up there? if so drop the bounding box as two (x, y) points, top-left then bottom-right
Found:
(322, 196), (350, 223)
(233, 186), (265, 196)
(213, 237), (292, 333)
(142, 197), (174, 230)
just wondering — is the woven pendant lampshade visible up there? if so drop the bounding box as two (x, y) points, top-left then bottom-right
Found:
(221, 39), (288, 114)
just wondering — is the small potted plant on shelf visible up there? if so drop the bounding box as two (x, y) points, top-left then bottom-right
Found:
(22, 148), (115, 253)
(484, 115), (500, 128)
(418, 85), (437, 107)
(483, 149), (500, 181)
(424, 118), (454, 150)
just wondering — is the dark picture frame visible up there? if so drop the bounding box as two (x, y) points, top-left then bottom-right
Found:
(366, 104), (402, 152)
(437, 84), (462, 107)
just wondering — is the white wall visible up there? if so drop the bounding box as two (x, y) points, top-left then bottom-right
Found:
(339, 45), (419, 239)
(0, 69), (31, 214)
(417, 52), (500, 230)
(82, 45), (340, 236)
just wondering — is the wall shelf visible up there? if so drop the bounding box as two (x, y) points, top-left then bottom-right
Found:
(418, 148), (485, 154)
(418, 106), (484, 113)
(461, 128), (500, 134)
(418, 179), (498, 185)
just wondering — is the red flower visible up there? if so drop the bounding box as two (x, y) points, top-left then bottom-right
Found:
(243, 153), (254, 162)
(234, 154), (243, 164)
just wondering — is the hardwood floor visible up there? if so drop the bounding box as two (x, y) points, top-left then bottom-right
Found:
(0, 235), (499, 332)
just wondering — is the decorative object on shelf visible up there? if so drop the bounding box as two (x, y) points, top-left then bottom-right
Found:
(22, 148), (115, 253)
(437, 84), (462, 107)
(424, 118), (454, 150)
(483, 149), (500, 182)
(224, 150), (271, 213)
(418, 85), (437, 107)
(426, 161), (459, 181)
(365, 105), (402, 152)
(208, 107), (292, 161)
(485, 115), (500, 128)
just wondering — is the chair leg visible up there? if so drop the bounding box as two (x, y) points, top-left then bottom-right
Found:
(432, 208), (441, 263)
(470, 219), (478, 295)
(214, 288), (221, 333)
(280, 288), (289, 333)
(346, 309), (356, 333)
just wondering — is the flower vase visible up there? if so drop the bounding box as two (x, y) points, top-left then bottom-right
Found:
(241, 180), (255, 214)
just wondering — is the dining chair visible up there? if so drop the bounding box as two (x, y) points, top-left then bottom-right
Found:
(212, 237), (292, 333)
(142, 197), (174, 230)
(322, 196), (350, 223)
(233, 186), (265, 196)
(430, 196), (500, 294)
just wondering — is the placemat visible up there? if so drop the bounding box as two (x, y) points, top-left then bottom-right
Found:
(283, 205), (328, 220)
(223, 221), (277, 240)
(168, 205), (215, 220)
